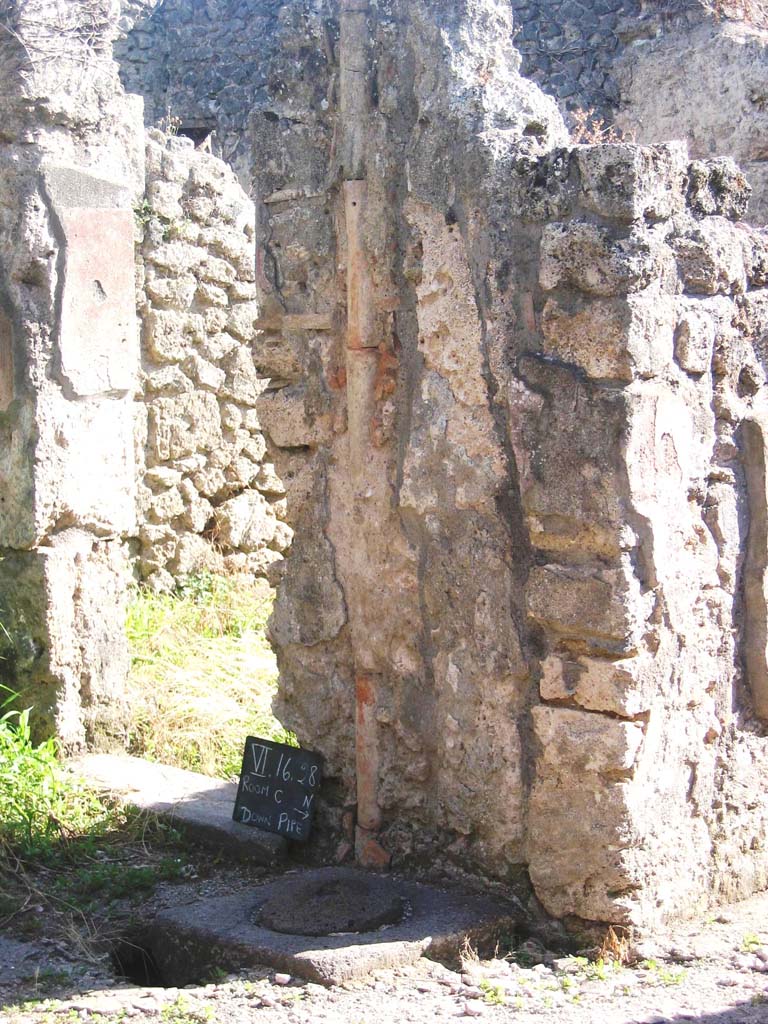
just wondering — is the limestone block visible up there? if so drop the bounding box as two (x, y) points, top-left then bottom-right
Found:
(246, 547), (284, 576)
(171, 534), (224, 577)
(242, 408), (261, 432)
(145, 271), (198, 310)
(139, 524), (178, 574)
(241, 434), (267, 463)
(577, 142), (686, 223)
(221, 346), (266, 405)
(215, 490), (277, 551)
(220, 403), (242, 431)
(527, 564), (639, 652)
(198, 331), (239, 364)
(227, 302), (259, 342)
(527, 775), (640, 923)
(179, 479), (214, 533)
(143, 366), (193, 395)
(147, 179), (183, 221)
(255, 462), (286, 497)
(270, 520), (294, 553)
(253, 332), (304, 382)
(195, 281), (229, 307)
(224, 456), (260, 490)
(539, 221), (657, 297)
(539, 655), (651, 718)
(229, 280), (258, 302)
(540, 291), (673, 382)
(257, 386), (330, 448)
(198, 255), (236, 286)
(189, 158), (228, 196)
(145, 568), (175, 593)
(147, 241), (205, 275)
(184, 195), (217, 223)
(148, 392), (222, 462)
(144, 466), (183, 491)
(149, 486), (184, 523)
(687, 158), (752, 221)
(198, 224), (254, 267)
(144, 310), (205, 363)
(674, 307), (715, 375)
(203, 307), (231, 335)
(192, 466), (227, 499)
(513, 358), (627, 556)
(222, 553), (248, 574)
(532, 705), (645, 774)
(161, 148), (192, 185)
(743, 231), (768, 289)
(672, 220), (747, 296)
(183, 353), (226, 391)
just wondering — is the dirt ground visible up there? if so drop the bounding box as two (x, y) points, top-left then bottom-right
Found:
(1, 856), (768, 1024)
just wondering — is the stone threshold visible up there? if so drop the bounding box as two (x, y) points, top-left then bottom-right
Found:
(69, 753), (287, 867)
(143, 866), (522, 985)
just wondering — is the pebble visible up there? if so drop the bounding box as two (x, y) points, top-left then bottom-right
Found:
(274, 973), (292, 986)
(733, 954), (762, 971)
(552, 957), (580, 973)
(462, 1000), (485, 1017)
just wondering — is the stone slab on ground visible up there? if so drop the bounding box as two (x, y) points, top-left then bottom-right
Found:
(144, 866), (521, 985)
(69, 753), (287, 866)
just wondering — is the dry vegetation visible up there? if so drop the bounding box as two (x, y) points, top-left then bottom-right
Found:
(569, 107), (631, 145)
(125, 572), (295, 780)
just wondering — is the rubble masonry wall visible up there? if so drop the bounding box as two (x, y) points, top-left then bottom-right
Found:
(135, 129), (291, 591)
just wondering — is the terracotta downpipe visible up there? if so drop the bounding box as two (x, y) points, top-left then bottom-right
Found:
(339, 0), (390, 868)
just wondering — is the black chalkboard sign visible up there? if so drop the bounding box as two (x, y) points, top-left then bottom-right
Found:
(232, 736), (323, 842)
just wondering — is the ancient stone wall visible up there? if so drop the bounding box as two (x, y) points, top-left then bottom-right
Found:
(112, 0), (768, 931)
(3, 0), (768, 936)
(515, 0), (642, 116)
(115, 0), (333, 188)
(0, 0), (144, 748)
(115, 0), (768, 233)
(246, 0), (768, 932)
(134, 130), (290, 590)
(614, 18), (768, 225)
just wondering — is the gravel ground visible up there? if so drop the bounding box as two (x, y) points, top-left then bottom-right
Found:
(2, 884), (768, 1024)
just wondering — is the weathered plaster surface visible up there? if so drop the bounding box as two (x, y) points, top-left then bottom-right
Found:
(0, 0), (142, 747)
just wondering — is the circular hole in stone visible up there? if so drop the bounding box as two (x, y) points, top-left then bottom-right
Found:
(254, 876), (405, 937)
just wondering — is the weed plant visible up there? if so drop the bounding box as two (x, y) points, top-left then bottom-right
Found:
(0, 687), (195, 969)
(0, 690), (110, 859)
(126, 572), (296, 779)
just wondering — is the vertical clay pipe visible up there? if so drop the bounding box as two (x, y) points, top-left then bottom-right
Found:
(339, 0), (389, 866)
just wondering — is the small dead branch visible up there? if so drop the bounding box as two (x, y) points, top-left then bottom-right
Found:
(570, 107), (633, 145)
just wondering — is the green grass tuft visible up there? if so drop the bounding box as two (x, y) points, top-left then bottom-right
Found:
(126, 573), (296, 779)
(0, 688), (113, 858)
